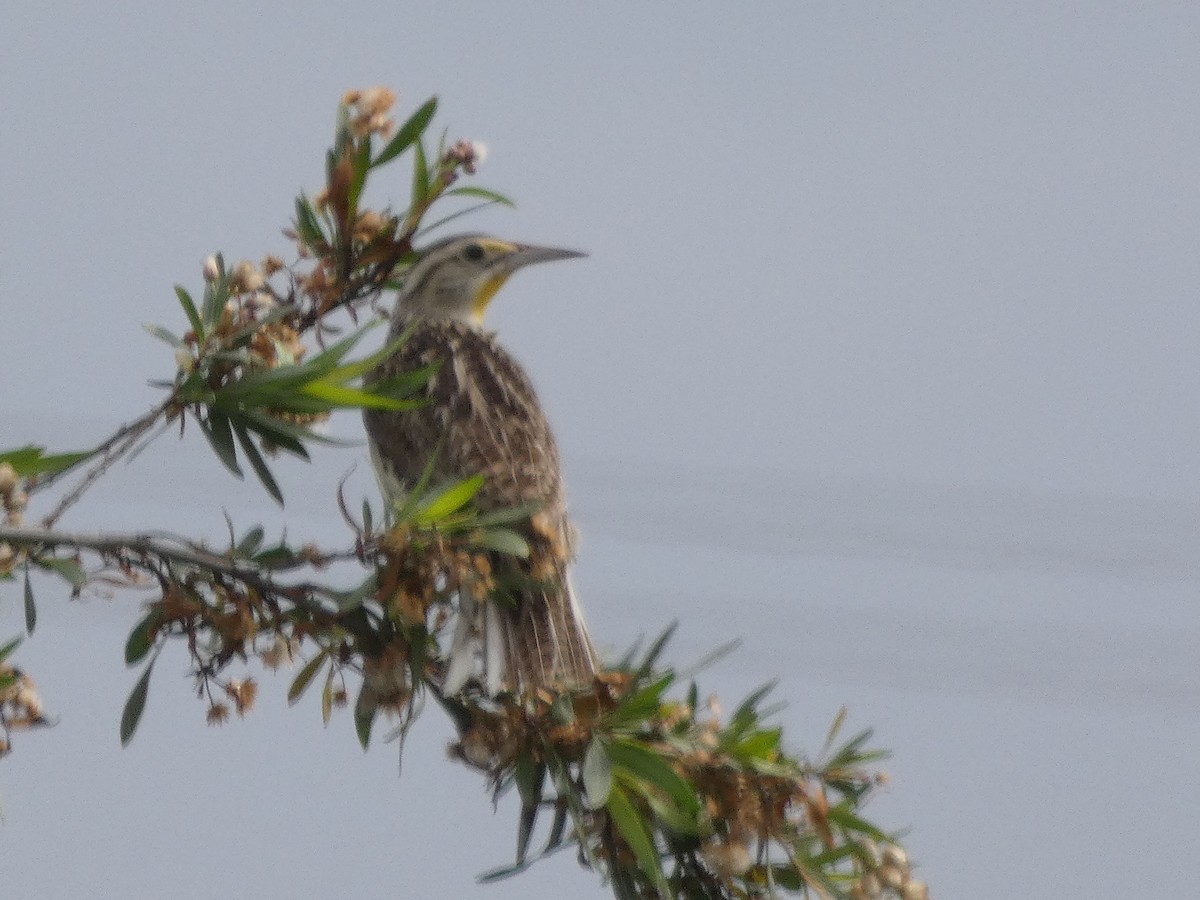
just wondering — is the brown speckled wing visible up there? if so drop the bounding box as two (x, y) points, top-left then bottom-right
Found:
(364, 319), (596, 692)
(364, 320), (563, 512)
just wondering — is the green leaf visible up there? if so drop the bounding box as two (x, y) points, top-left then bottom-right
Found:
(354, 685), (376, 750)
(38, 556), (87, 590)
(252, 544), (300, 568)
(294, 194), (327, 247)
(23, 566), (35, 635)
(288, 651), (328, 705)
(513, 752), (544, 808)
(0, 636), (21, 663)
(233, 422), (283, 505)
(321, 666), (334, 725)
(239, 412), (311, 460)
(608, 739), (700, 816)
(826, 802), (891, 843)
(469, 527), (530, 558)
(606, 782), (669, 896)
(729, 680), (778, 733)
(348, 137), (371, 213)
(120, 654), (157, 746)
(201, 412), (243, 478)
(411, 136), (430, 207)
(0, 446), (91, 477)
(235, 526), (265, 557)
(373, 96), (437, 168)
(201, 253), (229, 329)
(444, 185), (515, 207)
(415, 474), (484, 523)
(175, 285), (205, 342)
(628, 776), (706, 837)
(390, 441), (443, 524)
(605, 672), (675, 727)
(582, 737), (613, 808)
(124, 609), (159, 665)
(635, 621), (678, 679)
(732, 727), (782, 761)
(417, 201), (505, 239)
(476, 861), (533, 884)
(143, 323), (183, 348)
(470, 501), (542, 528)
(301, 379), (422, 411)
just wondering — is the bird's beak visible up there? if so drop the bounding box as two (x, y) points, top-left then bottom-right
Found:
(472, 243), (587, 323)
(499, 243), (588, 273)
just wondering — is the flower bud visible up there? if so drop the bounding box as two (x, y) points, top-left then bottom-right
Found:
(901, 879), (929, 900)
(174, 349), (195, 373)
(857, 871), (882, 899)
(881, 844), (908, 870)
(0, 462), (17, 494)
(230, 260), (264, 293)
(202, 255), (220, 282)
(879, 863), (905, 889)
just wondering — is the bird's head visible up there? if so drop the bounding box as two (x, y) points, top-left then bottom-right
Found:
(392, 234), (586, 328)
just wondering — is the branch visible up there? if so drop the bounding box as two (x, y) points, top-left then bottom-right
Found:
(0, 525), (357, 605)
(35, 397), (175, 527)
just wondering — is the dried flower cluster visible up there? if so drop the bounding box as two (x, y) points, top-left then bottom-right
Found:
(0, 462), (26, 574)
(0, 663), (46, 757)
(851, 841), (930, 900)
(342, 86), (398, 139)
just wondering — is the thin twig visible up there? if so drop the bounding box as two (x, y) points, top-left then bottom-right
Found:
(37, 398), (176, 528)
(0, 525), (359, 606)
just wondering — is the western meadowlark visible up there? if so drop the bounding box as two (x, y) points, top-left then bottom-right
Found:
(364, 234), (598, 696)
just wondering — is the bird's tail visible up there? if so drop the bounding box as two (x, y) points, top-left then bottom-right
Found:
(443, 565), (598, 696)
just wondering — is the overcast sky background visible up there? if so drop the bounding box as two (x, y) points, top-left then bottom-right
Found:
(3, 4), (1199, 898)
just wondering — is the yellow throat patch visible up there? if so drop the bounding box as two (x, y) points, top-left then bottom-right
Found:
(472, 272), (511, 323)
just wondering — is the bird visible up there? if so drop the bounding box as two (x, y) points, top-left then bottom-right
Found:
(363, 233), (598, 697)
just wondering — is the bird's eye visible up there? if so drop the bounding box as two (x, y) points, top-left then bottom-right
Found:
(462, 242), (485, 262)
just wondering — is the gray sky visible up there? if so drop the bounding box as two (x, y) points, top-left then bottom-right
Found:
(3, 4), (1199, 898)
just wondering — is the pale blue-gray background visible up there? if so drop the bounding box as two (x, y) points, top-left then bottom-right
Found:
(2, 4), (1198, 898)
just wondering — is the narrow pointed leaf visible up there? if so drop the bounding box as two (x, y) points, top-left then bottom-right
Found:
(470, 527), (530, 558)
(609, 738), (699, 815)
(235, 526), (265, 557)
(0, 636), (21, 663)
(294, 194), (327, 247)
(202, 412), (243, 477)
(233, 422), (283, 505)
(606, 783), (669, 895)
(411, 136), (430, 205)
(120, 655), (157, 746)
(175, 285), (205, 342)
(143, 323), (183, 348)
(348, 138), (371, 211)
(124, 609), (159, 665)
(582, 737), (613, 808)
(354, 686), (376, 749)
(288, 651), (328, 705)
(635, 621), (678, 678)
(38, 557), (88, 590)
(321, 667), (334, 725)
(374, 96), (437, 168)
(23, 566), (35, 634)
(415, 474), (484, 523)
(444, 186), (515, 207)
(301, 380), (422, 410)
